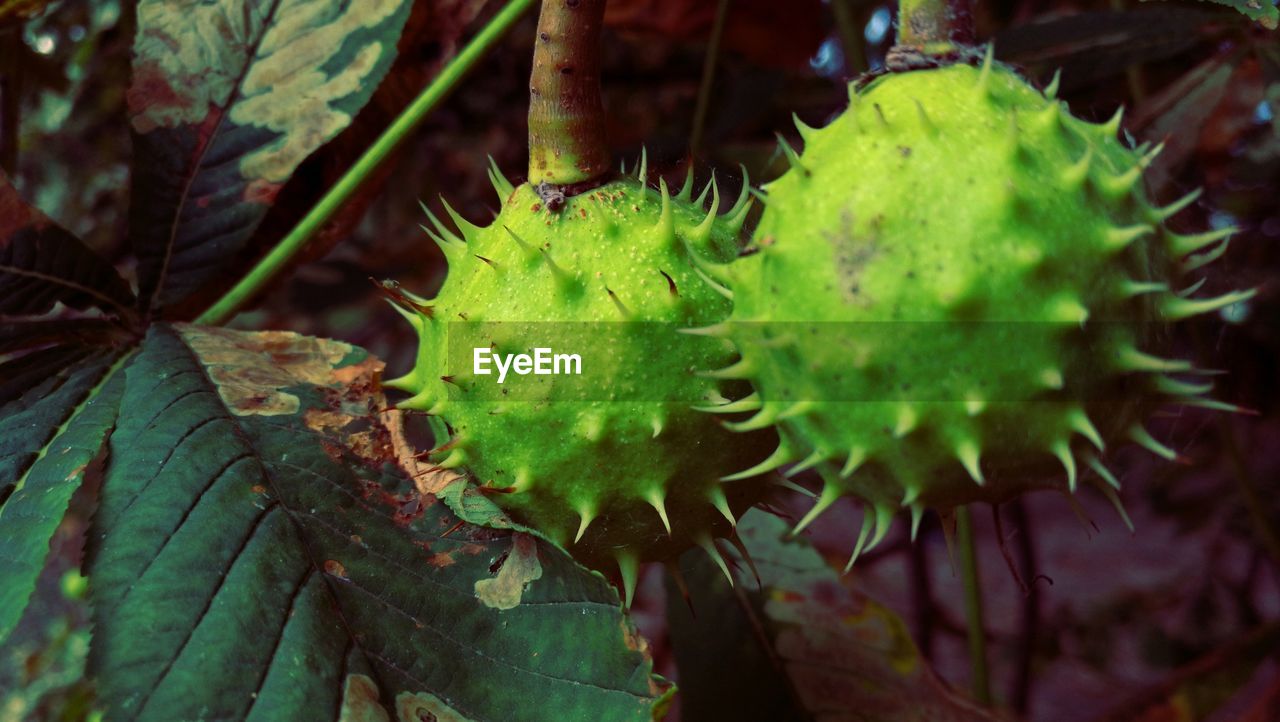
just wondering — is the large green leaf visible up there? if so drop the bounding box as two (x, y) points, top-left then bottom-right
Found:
(667, 512), (1001, 722)
(87, 324), (666, 722)
(127, 0), (413, 314)
(0, 171), (135, 316)
(0, 350), (128, 643)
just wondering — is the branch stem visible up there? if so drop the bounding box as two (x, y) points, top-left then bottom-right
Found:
(690, 0), (731, 156)
(527, 0), (609, 187)
(196, 0), (535, 326)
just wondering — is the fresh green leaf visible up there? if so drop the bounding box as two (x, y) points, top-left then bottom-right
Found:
(127, 0), (414, 313)
(0, 170), (135, 316)
(668, 511), (1001, 722)
(87, 324), (666, 722)
(0, 351), (128, 643)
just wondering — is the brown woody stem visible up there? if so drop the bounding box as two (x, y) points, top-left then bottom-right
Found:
(527, 0), (610, 188)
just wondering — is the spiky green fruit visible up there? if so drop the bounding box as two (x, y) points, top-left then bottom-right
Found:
(388, 164), (769, 600)
(721, 54), (1252, 561)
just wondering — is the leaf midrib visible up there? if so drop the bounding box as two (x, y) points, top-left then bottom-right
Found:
(145, 0), (286, 314)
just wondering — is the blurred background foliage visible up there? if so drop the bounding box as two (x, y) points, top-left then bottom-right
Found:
(2, 0), (1278, 720)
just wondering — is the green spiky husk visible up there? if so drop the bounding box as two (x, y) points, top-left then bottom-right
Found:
(722, 59), (1248, 547)
(389, 175), (772, 576)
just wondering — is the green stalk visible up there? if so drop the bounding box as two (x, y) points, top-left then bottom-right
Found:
(957, 505), (992, 705)
(689, 0), (731, 156)
(196, 0), (535, 326)
(527, 0), (609, 188)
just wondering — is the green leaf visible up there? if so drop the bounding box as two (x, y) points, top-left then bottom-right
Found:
(0, 170), (135, 316)
(0, 351), (129, 643)
(87, 324), (665, 722)
(127, 0), (413, 313)
(667, 511), (1000, 722)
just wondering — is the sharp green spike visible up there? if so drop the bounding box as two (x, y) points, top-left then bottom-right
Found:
(726, 165), (753, 232)
(793, 481), (842, 535)
(1104, 224), (1154, 252)
(1181, 239), (1230, 272)
(441, 197), (484, 241)
(776, 133), (806, 173)
(721, 436), (792, 478)
(1092, 480), (1134, 532)
(1176, 277), (1207, 298)
(700, 356), (756, 381)
(1051, 440), (1077, 492)
(676, 164), (696, 202)
(637, 147), (649, 186)
(651, 415), (664, 438)
(689, 179), (722, 247)
(1154, 375), (1213, 396)
(1128, 424), (1179, 461)
(955, 439), (984, 485)
(694, 171), (716, 207)
(1161, 289), (1256, 321)
(654, 179), (676, 243)
(1147, 187), (1202, 223)
(843, 510), (876, 572)
(605, 286), (631, 318)
(841, 446), (867, 478)
(913, 98), (938, 133)
(1060, 147), (1092, 189)
(512, 467), (533, 493)
(773, 476), (817, 498)
(1138, 141), (1165, 168)
(1118, 279), (1168, 299)
(539, 247), (571, 281)
(1068, 408), (1105, 450)
(1038, 367), (1065, 390)
(1099, 106), (1125, 139)
(487, 156), (514, 200)
(865, 503), (894, 553)
(647, 490), (672, 536)
(1174, 396), (1252, 414)
(901, 484), (921, 506)
(724, 533), (763, 589)
(693, 266), (734, 301)
(574, 503), (595, 543)
(1044, 69), (1062, 99)
(965, 392), (987, 417)
(1115, 346), (1193, 374)
(1167, 226), (1236, 257)
(1084, 453), (1121, 490)
(792, 112), (817, 141)
(909, 504), (925, 542)
(975, 43), (996, 95)
(697, 535), (735, 585)
(398, 388), (437, 411)
(679, 321), (732, 338)
(438, 448), (467, 469)
(1096, 165), (1142, 200)
(893, 404), (919, 438)
(708, 486), (736, 528)
(617, 551), (640, 607)
(785, 448), (828, 477)
(503, 225), (537, 257)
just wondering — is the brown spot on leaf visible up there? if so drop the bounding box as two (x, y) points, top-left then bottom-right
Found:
(338, 674), (390, 722)
(474, 534), (542, 610)
(395, 691), (475, 722)
(324, 560), (350, 580)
